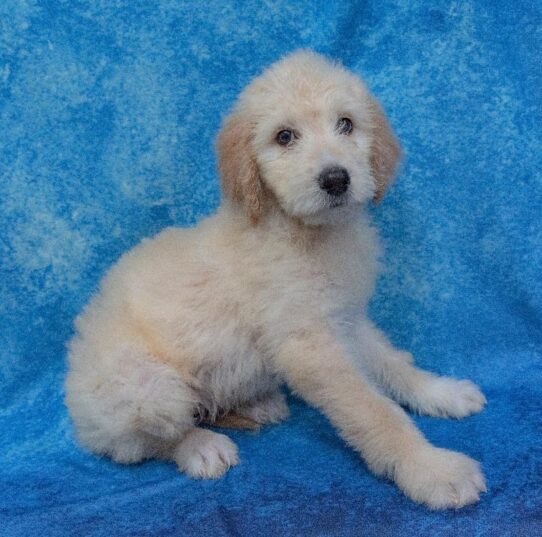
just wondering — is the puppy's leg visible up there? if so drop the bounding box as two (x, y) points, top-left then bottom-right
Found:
(355, 321), (486, 418)
(274, 326), (486, 509)
(66, 345), (196, 464)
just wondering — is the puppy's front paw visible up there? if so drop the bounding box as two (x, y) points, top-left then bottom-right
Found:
(174, 429), (239, 479)
(395, 447), (487, 509)
(418, 378), (487, 418)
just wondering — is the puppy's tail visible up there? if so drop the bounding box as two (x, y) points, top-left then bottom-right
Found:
(209, 413), (261, 431)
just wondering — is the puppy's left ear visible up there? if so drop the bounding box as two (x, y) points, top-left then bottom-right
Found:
(217, 112), (265, 224)
(368, 97), (402, 203)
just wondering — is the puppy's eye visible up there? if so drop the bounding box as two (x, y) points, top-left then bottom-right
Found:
(337, 117), (353, 135)
(276, 130), (294, 146)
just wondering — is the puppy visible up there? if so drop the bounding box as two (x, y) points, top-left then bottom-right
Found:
(65, 50), (487, 509)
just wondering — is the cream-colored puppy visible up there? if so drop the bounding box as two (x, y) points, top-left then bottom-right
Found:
(66, 50), (487, 509)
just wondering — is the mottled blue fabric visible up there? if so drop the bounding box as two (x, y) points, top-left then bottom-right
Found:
(1, 1), (541, 535)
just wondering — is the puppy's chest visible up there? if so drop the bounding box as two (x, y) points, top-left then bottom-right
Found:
(308, 230), (378, 309)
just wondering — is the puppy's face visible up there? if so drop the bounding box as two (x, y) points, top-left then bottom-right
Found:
(252, 80), (375, 225)
(218, 51), (401, 226)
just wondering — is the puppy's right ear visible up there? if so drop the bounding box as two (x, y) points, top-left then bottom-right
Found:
(217, 112), (264, 224)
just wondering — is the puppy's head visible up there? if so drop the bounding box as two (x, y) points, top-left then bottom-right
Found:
(217, 50), (401, 225)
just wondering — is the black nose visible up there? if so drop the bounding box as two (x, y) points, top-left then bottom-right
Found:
(318, 166), (350, 196)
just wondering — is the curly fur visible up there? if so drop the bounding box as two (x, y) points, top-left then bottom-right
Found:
(65, 50), (486, 509)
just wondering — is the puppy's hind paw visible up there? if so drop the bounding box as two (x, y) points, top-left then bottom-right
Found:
(211, 391), (289, 431)
(240, 391), (289, 425)
(174, 428), (239, 479)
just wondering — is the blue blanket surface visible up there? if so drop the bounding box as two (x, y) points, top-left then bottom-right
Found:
(1, 1), (541, 535)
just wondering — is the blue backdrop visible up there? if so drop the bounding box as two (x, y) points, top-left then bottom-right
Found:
(1, 1), (541, 535)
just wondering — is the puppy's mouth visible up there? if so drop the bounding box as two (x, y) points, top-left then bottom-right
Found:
(328, 197), (347, 209)
(324, 193), (366, 213)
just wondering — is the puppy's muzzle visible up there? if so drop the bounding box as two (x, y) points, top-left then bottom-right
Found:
(318, 166), (350, 197)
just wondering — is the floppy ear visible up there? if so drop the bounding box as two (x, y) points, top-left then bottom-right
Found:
(217, 112), (265, 224)
(368, 97), (402, 203)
